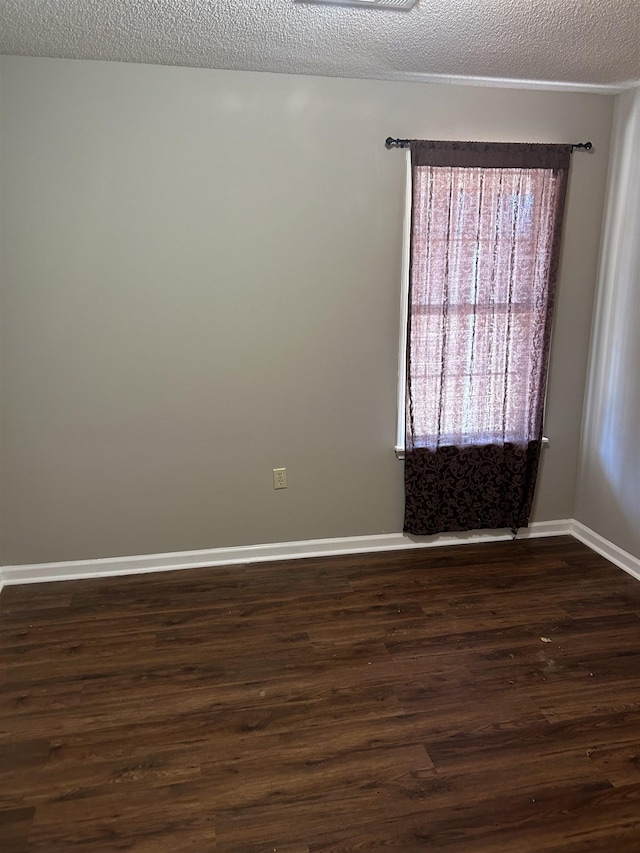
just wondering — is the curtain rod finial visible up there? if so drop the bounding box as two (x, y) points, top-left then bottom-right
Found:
(386, 137), (410, 149)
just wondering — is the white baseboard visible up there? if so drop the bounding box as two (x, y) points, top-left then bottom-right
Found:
(4, 520), (637, 589)
(0, 519), (572, 588)
(570, 520), (640, 582)
(514, 519), (572, 539)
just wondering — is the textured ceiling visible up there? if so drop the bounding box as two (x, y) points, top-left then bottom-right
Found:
(1, 0), (639, 92)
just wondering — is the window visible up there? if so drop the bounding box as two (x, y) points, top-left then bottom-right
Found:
(396, 140), (571, 536)
(397, 148), (564, 454)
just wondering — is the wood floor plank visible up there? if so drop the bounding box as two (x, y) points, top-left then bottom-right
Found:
(3, 537), (640, 850)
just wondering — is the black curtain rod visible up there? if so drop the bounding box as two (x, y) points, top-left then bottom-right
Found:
(385, 137), (592, 151)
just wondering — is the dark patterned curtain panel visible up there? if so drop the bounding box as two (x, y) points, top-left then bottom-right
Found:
(404, 141), (571, 536)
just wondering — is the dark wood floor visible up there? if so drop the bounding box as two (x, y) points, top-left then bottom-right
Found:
(2, 537), (640, 851)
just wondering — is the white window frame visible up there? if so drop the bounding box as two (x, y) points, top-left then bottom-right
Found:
(394, 150), (412, 460)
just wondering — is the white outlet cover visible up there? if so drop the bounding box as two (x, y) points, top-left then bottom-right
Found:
(273, 468), (288, 489)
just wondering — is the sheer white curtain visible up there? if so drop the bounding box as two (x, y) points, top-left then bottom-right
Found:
(408, 165), (563, 450)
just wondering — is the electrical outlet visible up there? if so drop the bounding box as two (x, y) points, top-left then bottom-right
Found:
(273, 468), (287, 490)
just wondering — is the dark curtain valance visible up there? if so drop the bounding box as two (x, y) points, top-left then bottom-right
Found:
(410, 141), (572, 170)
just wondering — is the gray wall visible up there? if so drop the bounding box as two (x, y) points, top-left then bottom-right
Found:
(575, 88), (640, 561)
(0, 56), (613, 564)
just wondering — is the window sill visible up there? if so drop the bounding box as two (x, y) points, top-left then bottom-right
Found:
(395, 436), (550, 460)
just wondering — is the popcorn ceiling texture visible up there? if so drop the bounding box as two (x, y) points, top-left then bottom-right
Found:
(0, 0), (639, 89)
